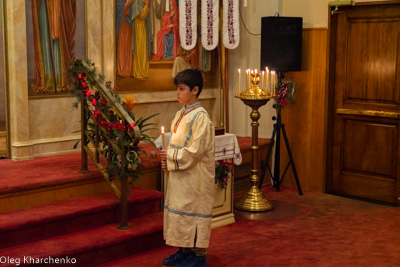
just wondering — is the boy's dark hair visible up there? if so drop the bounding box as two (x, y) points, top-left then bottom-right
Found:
(174, 69), (204, 97)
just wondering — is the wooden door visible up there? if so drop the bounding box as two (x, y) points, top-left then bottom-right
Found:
(329, 2), (400, 204)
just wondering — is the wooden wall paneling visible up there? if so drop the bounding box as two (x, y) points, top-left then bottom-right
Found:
(281, 29), (328, 192)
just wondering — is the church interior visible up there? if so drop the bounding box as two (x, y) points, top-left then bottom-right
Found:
(1, 0), (400, 266)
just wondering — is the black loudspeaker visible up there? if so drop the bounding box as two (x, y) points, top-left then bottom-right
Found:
(260, 16), (303, 72)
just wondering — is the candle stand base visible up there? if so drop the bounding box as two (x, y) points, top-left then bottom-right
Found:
(234, 71), (275, 213)
(234, 186), (274, 212)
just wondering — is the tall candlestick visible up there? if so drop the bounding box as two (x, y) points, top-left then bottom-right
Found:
(238, 69), (241, 94)
(161, 126), (166, 149)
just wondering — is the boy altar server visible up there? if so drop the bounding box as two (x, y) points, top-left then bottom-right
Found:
(161, 69), (215, 267)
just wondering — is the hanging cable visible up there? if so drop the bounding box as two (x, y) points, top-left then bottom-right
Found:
(239, 6), (260, 36)
(239, 10), (280, 36)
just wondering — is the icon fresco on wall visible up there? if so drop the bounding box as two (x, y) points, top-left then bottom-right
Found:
(27, 0), (86, 95)
(115, 0), (214, 89)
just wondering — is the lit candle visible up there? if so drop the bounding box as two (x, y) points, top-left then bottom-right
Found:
(166, 0), (170, 12)
(246, 70), (250, 90)
(266, 67), (269, 93)
(250, 70), (253, 87)
(261, 71), (265, 89)
(238, 69), (241, 94)
(161, 126), (166, 149)
(271, 71), (276, 94)
(161, 126), (168, 175)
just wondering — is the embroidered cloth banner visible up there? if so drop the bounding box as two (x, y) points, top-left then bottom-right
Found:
(179, 0), (198, 50)
(222, 0), (240, 49)
(179, 0), (239, 50)
(201, 0), (219, 51)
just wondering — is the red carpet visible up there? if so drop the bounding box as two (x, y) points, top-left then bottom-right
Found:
(0, 143), (159, 195)
(0, 151), (165, 266)
(102, 187), (400, 267)
(0, 153), (102, 195)
(1, 151), (400, 266)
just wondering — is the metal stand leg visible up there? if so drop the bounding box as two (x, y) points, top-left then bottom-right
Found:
(259, 110), (303, 196)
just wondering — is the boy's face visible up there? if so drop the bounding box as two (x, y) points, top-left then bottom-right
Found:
(176, 83), (199, 106)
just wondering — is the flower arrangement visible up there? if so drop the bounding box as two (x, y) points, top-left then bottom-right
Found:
(215, 160), (232, 189)
(68, 59), (158, 186)
(273, 80), (296, 112)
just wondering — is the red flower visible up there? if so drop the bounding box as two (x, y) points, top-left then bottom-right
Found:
(279, 99), (289, 107)
(78, 73), (83, 79)
(82, 82), (88, 88)
(85, 90), (92, 97)
(94, 110), (100, 118)
(91, 99), (97, 106)
(99, 98), (108, 105)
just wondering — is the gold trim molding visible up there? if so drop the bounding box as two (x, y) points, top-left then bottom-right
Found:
(336, 108), (400, 119)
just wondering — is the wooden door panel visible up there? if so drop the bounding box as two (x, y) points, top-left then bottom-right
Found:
(342, 119), (397, 178)
(339, 172), (397, 204)
(346, 19), (400, 107)
(330, 2), (400, 204)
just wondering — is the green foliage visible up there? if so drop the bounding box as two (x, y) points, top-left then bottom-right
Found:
(215, 160), (231, 189)
(69, 59), (159, 188)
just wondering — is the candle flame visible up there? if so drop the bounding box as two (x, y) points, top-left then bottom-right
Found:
(161, 126), (165, 133)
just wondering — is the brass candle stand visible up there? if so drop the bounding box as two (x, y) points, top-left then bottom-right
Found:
(234, 72), (274, 212)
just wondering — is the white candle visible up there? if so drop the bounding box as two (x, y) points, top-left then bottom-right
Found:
(271, 71), (276, 94)
(250, 70), (253, 87)
(238, 69), (241, 94)
(166, 0), (170, 12)
(266, 67), (269, 92)
(161, 126), (168, 175)
(261, 71), (265, 89)
(246, 70), (250, 90)
(161, 126), (166, 148)
(244, 0), (247, 7)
